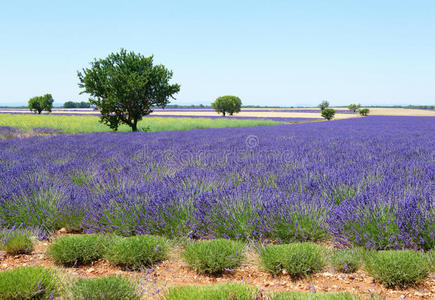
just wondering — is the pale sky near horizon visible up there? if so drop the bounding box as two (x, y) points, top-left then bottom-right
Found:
(0, 0), (434, 107)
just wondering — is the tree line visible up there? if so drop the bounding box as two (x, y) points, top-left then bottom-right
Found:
(28, 49), (372, 130)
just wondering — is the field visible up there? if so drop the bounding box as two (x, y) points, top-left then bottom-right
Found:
(0, 113), (285, 133)
(0, 115), (434, 298)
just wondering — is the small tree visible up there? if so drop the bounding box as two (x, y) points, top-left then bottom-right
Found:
(359, 108), (370, 116)
(348, 104), (360, 112)
(28, 94), (54, 114)
(78, 49), (180, 131)
(319, 100), (329, 111)
(321, 108), (335, 120)
(212, 96), (242, 116)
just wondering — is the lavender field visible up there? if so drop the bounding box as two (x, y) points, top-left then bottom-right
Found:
(0, 116), (434, 250)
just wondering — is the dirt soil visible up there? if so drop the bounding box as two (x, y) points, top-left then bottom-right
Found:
(0, 240), (433, 299)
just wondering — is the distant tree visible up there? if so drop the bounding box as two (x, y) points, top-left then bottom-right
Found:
(319, 100), (329, 111)
(79, 101), (90, 108)
(64, 101), (91, 108)
(359, 108), (370, 116)
(212, 96), (242, 116)
(347, 104), (360, 112)
(28, 94), (54, 114)
(64, 101), (77, 108)
(321, 108), (335, 120)
(78, 49), (180, 131)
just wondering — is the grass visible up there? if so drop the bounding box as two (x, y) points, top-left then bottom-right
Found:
(47, 234), (111, 266)
(363, 250), (430, 288)
(0, 113), (283, 133)
(329, 249), (361, 273)
(165, 283), (258, 300)
(0, 229), (34, 255)
(428, 250), (435, 272)
(105, 235), (169, 270)
(259, 242), (324, 277)
(70, 276), (139, 300)
(0, 266), (61, 299)
(182, 239), (246, 274)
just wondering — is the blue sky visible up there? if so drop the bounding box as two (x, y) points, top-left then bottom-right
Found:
(0, 0), (434, 107)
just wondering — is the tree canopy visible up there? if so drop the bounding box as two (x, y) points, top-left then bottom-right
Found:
(319, 100), (329, 111)
(28, 94), (54, 114)
(212, 96), (242, 116)
(64, 101), (90, 108)
(78, 49), (180, 131)
(348, 103), (360, 112)
(321, 108), (335, 120)
(359, 108), (370, 116)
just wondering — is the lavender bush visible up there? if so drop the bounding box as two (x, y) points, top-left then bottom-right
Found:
(0, 116), (433, 250)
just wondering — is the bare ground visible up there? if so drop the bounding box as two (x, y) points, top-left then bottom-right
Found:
(0, 240), (433, 299)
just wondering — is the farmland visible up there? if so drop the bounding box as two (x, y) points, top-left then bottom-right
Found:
(0, 113), (285, 133)
(0, 115), (434, 298)
(1, 116), (433, 248)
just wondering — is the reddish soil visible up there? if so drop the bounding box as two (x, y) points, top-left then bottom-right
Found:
(0, 240), (433, 299)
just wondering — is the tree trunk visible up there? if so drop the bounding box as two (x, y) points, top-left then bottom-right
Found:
(38, 110), (42, 114)
(222, 111), (226, 116)
(131, 120), (138, 132)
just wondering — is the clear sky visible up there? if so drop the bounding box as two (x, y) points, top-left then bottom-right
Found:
(0, 0), (434, 107)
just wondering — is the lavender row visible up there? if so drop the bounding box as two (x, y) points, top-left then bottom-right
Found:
(0, 116), (433, 250)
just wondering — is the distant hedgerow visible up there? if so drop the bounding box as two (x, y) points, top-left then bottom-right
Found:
(259, 243), (324, 277)
(70, 276), (140, 300)
(105, 235), (169, 270)
(47, 234), (111, 266)
(182, 239), (245, 274)
(0, 266), (61, 300)
(363, 250), (430, 288)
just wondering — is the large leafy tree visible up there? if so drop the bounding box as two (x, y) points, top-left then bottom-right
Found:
(28, 94), (54, 114)
(212, 95), (242, 116)
(78, 49), (180, 131)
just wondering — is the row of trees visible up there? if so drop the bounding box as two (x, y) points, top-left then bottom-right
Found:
(63, 101), (91, 108)
(319, 100), (369, 120)
(28, 49), (371, 131)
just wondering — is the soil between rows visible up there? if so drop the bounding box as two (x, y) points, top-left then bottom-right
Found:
(0, 237), (433, 299)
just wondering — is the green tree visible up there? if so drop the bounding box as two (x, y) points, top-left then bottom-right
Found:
(348, 103), (360, 112)
(359, 108), (370, 116)
(64, 101), (77, 108)
(319, 100), (329, 111)
(321, 108), (335, 120)
(212, 96), (242, 116)
(78, 49), (180, 132)
(28, 94), (54, 114)
(79, 102), (90, 108)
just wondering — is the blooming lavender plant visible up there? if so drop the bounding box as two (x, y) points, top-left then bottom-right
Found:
(0, 116), (433, 250)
